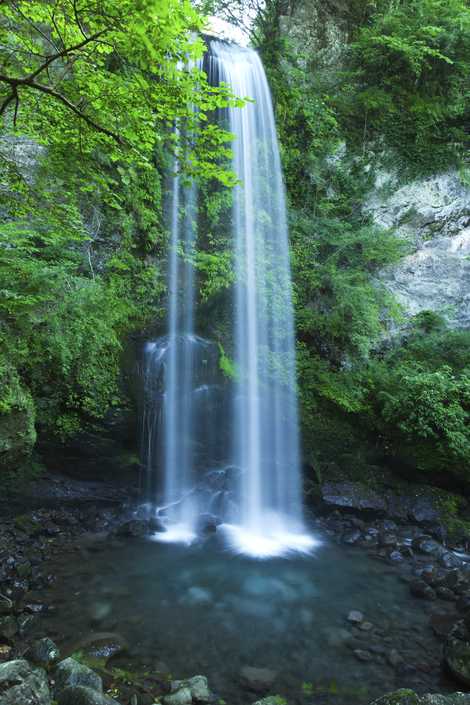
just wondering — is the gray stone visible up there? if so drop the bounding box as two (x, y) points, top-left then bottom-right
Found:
(0, 616), (17, 639)
(251, 699), (285, 705)
(57, 685), (121, 705)
(54, 658), (103, 696)
(0, 659), (51, 705)
(441, 553), (462, 570)
(354, 649), (372, 662)
(163, 687), (192, 705)
(321, 482), (387, 513)
(171, 676), (211, 703)
(444, 622), (470, 686)
(410, 580), (436, 600)
(30, 637), (60, 667)
(347, 610), (364, 623)
(240, 666), (277, 693)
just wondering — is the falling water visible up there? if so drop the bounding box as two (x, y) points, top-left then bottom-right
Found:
(142, 40), (314, 557)
(208, 42), (312, 556)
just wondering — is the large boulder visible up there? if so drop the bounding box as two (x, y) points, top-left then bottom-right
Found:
(0, 659), (51, 705)
(170, 675), (211, 703)
(370, 692), (470, 705)
(321, 482), (387, 513)
(54, 658), (103, 696)
(444, 620), (470, 687)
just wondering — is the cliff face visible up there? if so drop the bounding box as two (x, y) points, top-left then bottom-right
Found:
(367, 172), (470, 329)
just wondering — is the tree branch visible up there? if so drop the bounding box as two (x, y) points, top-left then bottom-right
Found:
(0, 74), (123, 144)
(28, 28), (109, 81)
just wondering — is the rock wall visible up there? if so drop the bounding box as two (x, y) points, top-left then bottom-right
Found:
(366, 172), (470, 329)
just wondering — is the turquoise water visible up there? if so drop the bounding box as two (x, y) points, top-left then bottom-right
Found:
(41, 532), (453, 704)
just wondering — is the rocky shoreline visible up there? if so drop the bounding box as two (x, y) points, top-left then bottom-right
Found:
(1, 475), (470, 705)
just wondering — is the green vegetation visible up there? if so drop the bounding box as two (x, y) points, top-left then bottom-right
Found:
(0, 0), (239, 467)
(343, 0), (470, 172)
(1, 0), (469, 488)
(252, 0), (470, 484)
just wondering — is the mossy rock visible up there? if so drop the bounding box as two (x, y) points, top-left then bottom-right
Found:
(369, 690), (422, 705)
(0, 363), (36, 472)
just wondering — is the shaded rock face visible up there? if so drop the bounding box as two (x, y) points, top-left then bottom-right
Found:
(365, 171), (470, 329)
(320, 481), (444, 525)
(279, 1), (348, 67)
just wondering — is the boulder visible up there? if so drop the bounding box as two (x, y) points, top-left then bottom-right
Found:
(240, 666), (277, 693)
(0, 659), (51, 705)
(71, 633), (128, 662)
(54, 658), (103, 696)
(321, 482), (387, 513)
(370, 692), (470, 705)
(171, 675), (211, 703)
(444, 621), (470, 686)
(30, 637), (60, 667)
(163, 687), (193, 705)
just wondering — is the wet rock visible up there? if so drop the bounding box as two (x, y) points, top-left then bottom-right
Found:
(359, 621), (374, 632)
(240, 666), (277, 693)
(412, 537), (443, 556)
(321, 482), (387, 513)
(437, 587), (456, 601)
(457, 594), (470, 613)
(387, 649), (404, 668)
(0, 595), (12, 616)
(0, 616), (17, 639)
(380, 533), (398, 548)
(30, 637), (60, 667)
(72, 633), (128, 662)
(57, 685), (121, 705)
(251, 699), (285, 705)
(181, 587), (213, 606)
(17, 612), (37, 636)
(389, 550), (403, 562)
(347, 610), (364, 624)
(354, 649), (372, 662)
(369, 690), (421, 705)
(430, 613), (457, 639)
(148, 516), (166, 533)
(171, 676), (211, 703)
(342, 529), (361, 545)
(54, 658), (103, 696)
(410, 580), (436, 600)
(163, 687), (193, 705)
(371, 691), (470, 704)
(0, 658), (51, 705)
(322, 627), (353, 648)
(441, 553), (462, 570)
(195, 514), (219, 536)
(444, 620), (470, 686)
(116, 520), (150, 538)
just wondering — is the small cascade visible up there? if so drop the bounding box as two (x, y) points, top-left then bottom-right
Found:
(141, 39), (314, 557)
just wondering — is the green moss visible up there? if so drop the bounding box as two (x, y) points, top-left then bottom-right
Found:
(0, 363), (36, 472)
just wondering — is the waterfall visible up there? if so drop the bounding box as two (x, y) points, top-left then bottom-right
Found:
(142, 40), (314, 557)
(208, 42), (312, 556)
